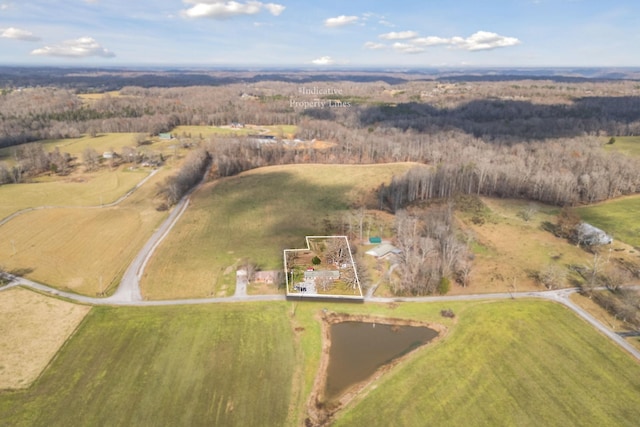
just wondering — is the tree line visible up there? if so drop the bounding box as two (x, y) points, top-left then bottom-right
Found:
(3, 78), (640, 148)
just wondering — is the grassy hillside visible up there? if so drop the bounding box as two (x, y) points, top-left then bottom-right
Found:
(0, 167), (149, 220)
(0, 133), (142, 164)
(0, 303), (296, 427)
(577, 195), (640, 248)
(0, 168), (171, 295)
(171, 124), (298, 139)
(333, 300), (640, 427)
(449, 197), (593, 294)
(141, 163), (414, 299)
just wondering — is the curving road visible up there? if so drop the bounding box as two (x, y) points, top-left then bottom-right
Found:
(2, 164), (639, 362)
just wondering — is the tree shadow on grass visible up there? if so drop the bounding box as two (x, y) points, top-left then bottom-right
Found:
(9, 267), (34, 277)
(212, 169), (358, 251)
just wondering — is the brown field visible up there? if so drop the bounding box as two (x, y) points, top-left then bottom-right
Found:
(0, 167), (171, 295)
(454, 198), (593, 294)
(0, 287), (91, 389)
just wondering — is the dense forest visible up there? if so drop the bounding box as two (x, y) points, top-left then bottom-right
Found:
(2, 68), (640, 298)
(2, 75), (640, 208)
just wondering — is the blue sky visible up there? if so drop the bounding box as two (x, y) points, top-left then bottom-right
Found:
(0, 0), (638, 67)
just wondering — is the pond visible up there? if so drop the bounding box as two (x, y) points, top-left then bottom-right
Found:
(325, 321), (438, 401)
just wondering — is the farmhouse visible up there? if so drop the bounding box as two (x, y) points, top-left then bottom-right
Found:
(577, 223), (613, 245)
(366, 243), (402, 259)
(253, 270), (279, 284)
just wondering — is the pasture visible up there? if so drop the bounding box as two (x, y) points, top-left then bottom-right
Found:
(0, 132), (191, 220)
(577, 195), (640, 248)
(451, 197), (592, 294)
(0, 167), (171, 295)
(0, 302), (296, 427)
(333, 300), (640, 427)
(604, 136), (640, 158)
(0, 167), (149, 220)
(0, 287), (90, 389)
(2, 298), (639, 426)
(171, 124), (298, 139)
(141, 163), (415, 299)
(0, 133), (142, 164)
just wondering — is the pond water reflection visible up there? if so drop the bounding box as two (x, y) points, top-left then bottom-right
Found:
(325, 321), (438, 401)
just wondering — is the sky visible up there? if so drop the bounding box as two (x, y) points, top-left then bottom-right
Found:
(0, 0), (638, 68)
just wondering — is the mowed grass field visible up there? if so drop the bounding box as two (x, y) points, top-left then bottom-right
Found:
(0, 132), (189, 220)
(333, 300), (640, 427)
(2, 298), (639, 426)
(0, 133), (142, 164)
(604, 136), (640, 157)
(0, 168), (149, 220)
(172, 124), (298, 139)
(141, 163), (415, 299)
(0, 167), (171, 295)
(0, 303), (297, 427)
(577, 195), (640, 248)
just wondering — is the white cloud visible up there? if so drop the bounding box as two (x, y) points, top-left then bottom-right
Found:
(363, 41), (385, 50)
(1, 27), (40, 41)
(378, 19), (394, 28)
(181, 0), (285, 19)
(311, 56), (334, 65)
(392, 42), (424, 54)
(450, 31), (521, 51)
(379, 30), (521, 54)
(324, 15), (359, 28)
(379, 31), (418, 40)
(411, 36), (450, 47)
(0, 3), (11, 11)
(31, 37), (115, 58)
(264, 3), (284, 15)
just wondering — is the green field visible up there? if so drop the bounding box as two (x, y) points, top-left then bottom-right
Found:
(2, 299), (639, 426)
(0, 167), (149, 220)
(0, 133), (142, 163)
(577, 195), (640, 248)
(0, 132), (192, 220)
(0, 167), (171, 295)
(141, 163), (415, 299)
(172, 124), (298, 139)
(0, 303), (296, 427)
(604, 136), (640, 158)
(334, 300), (640, 427)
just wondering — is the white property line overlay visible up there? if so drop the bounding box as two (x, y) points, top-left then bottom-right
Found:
(283, 235), (363, 299)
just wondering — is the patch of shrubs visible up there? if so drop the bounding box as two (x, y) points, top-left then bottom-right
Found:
(440, 309), (455, 318)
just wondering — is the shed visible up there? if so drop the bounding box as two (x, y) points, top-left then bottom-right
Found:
(369, 236), (382, 244)
(159, 133), (173, 140)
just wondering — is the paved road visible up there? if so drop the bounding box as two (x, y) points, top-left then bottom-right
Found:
(109, 196), (190, 303)
(3, 271), (640, 361)
(3, 164), (640, 362)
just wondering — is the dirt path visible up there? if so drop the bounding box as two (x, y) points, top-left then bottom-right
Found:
(0, 168), (159, 227)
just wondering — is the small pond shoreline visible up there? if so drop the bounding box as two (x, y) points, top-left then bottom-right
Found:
(306, 311), (448, 426)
